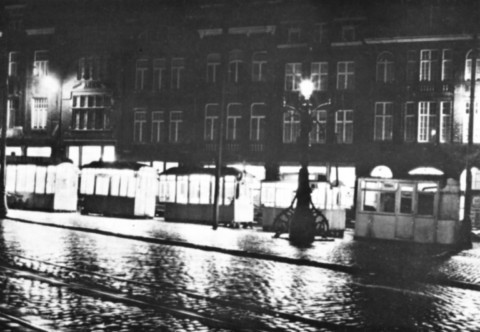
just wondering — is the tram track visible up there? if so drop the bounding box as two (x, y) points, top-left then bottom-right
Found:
(4, 250), (480, 332)
(6, 216), (480, 294)
(0, 261), (355, 331)
(0, 310), (52, 332)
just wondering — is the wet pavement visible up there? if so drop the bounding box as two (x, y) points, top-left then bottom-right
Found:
(0, 209), (479, 331)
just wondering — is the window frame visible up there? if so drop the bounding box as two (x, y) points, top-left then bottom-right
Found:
(376, 52), (395, 83)
(151, 110), (165, 143)
(283, 112), (300, 143)
(311, 62), (328, 91)
(153, 58), (166, 91)
(31, 97), (48, 130)
(204, 104), (219, 141)
(250, 103), (266, 141)
(417, 101), (437, 143)
(285, 63), (302, 91)
(133, 109), (147, 143)
(171, 58), (185, 89)
(169, 110), (183, 143)
(374, 102), (393, 141)
(335, 109), (353, 144)
(226, 103), (242, 141)
(336, 61), (354, 90)
(135, 59), (149, 90)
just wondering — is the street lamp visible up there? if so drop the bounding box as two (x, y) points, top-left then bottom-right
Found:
(42, 75), (64, 159)
(287, 78), (330, 245)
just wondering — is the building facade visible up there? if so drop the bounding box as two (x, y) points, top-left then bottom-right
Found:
(2, 0), (480, 215)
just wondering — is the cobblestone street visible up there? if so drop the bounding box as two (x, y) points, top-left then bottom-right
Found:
(0, 210), (479, 331)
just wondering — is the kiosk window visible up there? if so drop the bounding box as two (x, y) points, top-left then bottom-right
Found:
(417, 183), (437, 216)
(400, 186), (414, 214)
(418, 193), (434, 215)
(379, 192), (395, 213)
(361, 181), (397, 213)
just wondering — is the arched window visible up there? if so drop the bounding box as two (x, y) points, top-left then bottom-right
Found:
(465, 49), (480, 81)
(370, 165), (393, 179)
(206, 53), (221, 83)
(228, 50), (244, 83)
(252, 52), (267, 82)
(376, 52), (394, 83)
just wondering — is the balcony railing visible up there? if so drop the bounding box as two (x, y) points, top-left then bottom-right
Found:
(249, 143), (265, 152)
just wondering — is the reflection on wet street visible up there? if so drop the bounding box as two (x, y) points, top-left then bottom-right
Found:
(0, 218), (479, 331)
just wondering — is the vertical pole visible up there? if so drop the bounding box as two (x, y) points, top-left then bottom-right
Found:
(212, 44), (227, 230)
(464, 35), (476, 247)
(57, 77), (63, 158)
(0, 31), (9, 218)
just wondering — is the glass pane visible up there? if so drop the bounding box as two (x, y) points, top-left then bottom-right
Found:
(127, 172), (136, 198)
(400, 186), (414, 214)
(418, 193), (435, 215)
(379, 192), (395, 213)
(362, 190), (378, 211)
(176, 175), (188, 204)
(34, 166), (47, 194)
(224, 176), (235, 205)
(95, 174), (110, 196)
(110, 171), (120, 196)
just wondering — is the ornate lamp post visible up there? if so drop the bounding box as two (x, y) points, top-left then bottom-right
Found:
(42, 75), (64, 159)
(287, 79), (330, 245)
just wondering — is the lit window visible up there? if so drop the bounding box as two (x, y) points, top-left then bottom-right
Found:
(418, 101), (437, 143)
(34, 50), (48, 77)
(226, 103), (242, 141)
(285, 63), (302, 91)
(133, 110), (147, 143)
(337, 61), (354, 90)
(442, 49), (453, 81)
(32, 98), (48, 129)
(374, 102), (393, 141)
(311, 62), (328, 91)
(250, 103), (266, 141)
(204, 104), (219, 141)
(72, 94), (110, 130)
(419, 49), (438, 82)
(465, 49), (480, 81)
(7, 98), (18, 129)
(440, 101), (452, 143)
(335, 109), (353, 144)
(463, 101), (480, 143)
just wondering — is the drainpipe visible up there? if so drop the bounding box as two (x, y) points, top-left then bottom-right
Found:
(463, 34), (476, 248)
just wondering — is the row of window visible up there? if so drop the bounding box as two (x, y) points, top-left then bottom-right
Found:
(8, 51), (108, 81)
(8, 48), (480, 91)
(133, 110), (183, 143)
(132, 100), (479, 145)
(7, 94), (111, 131)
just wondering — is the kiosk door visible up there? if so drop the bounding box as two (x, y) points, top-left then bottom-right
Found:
(395, 183), (414, 240)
